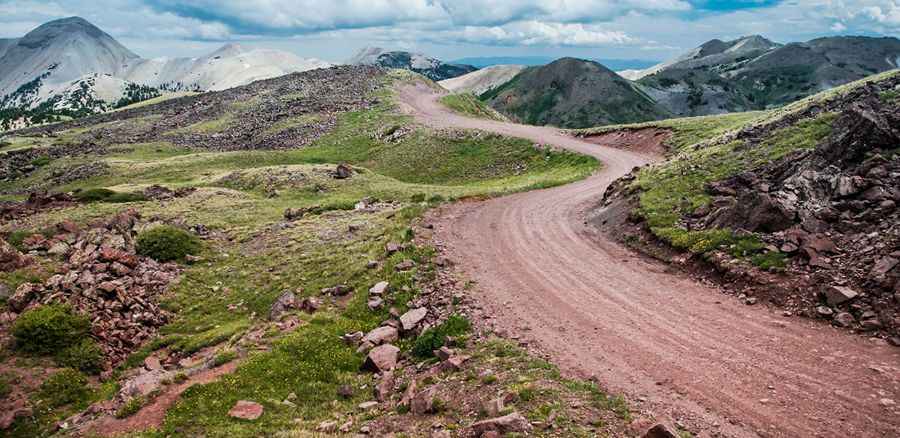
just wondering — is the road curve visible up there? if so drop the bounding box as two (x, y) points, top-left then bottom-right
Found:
(399, 84), (900, 437)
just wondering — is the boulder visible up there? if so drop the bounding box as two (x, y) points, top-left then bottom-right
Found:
(0, 240), (31, 272)
(362, 344), (400, 372)
(368, 297), (384, 311)
(400, 308), (428, 332)
(228, 400), (264, 421)
(8, 283), (36, 312)
(642, 422), (680, 438)
(269, 290), (297, 320)
(395, 260), (416, 271)
(385, 242), (401, 254)
(369, 281), (390, 296)
(833, 312), (856, 328)
(471, 412), (532, 435)
(362, 326), (398, 346)
(375, 370), (395, 402)
(440, 354), (470, 372)
(823, 285), (858, 306)
(334, 163), (353, 179)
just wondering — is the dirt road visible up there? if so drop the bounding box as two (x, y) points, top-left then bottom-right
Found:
(399, 84), (900, 437)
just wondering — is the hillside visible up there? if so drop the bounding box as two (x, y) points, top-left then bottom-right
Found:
(636, 35), (900, 116)
(592, 70), (900, 339)
(483, 57), (671, 128)
(348, 47), (476, 81)
(0, 66), (634, 437)
(438, 65), (526, 96)
(0, 17), (330, 130)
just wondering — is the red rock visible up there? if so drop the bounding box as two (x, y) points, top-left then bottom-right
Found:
(228, 400), (264, 420)
(362, 344), (400, 372)
(642, 423), (679, 438)
(471, 413), (532, 435)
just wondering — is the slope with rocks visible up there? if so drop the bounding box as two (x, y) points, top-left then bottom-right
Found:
(484, 57), (670, 128)
(349, 47), (476, 81)
(595, 70), (900, 339)
(637, 35), (900, 116)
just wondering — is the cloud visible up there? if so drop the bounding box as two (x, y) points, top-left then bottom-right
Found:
(449, 21), (635, 47)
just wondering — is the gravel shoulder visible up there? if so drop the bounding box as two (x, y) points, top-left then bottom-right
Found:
(400, 83), (900, 437)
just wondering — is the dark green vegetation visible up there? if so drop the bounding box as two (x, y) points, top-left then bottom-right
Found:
(55, 338), (104, 374)
(35, 369), (90, 409)
(11, 304), (91, 355)
(485, 58), (671, 128)
(136, 225), (201, 262)
(412, 314), (471, 358)
(0, 69), (622, 436)
(73, 188), (146, 203)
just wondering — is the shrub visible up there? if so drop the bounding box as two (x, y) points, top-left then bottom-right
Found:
(30, 156), (51, 167)
(0, 373), (11, 399)
(412, 315), (471, 358)
(56, 338), (104, 374)
(11, 304), (91, 355)
(74, 188), (146, 203)
(212, 350), (237, 367)
(136, 226), (200, 262)
(37, 369), (89, 408)
(115, 396), (145, 418)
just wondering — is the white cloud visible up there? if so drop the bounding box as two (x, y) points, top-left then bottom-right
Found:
(450, 21), (635, 47)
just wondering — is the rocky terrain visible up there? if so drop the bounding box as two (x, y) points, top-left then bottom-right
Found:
(595, 71), (900, 340)
(483, 58), (671, 128)
(438, 65), (526, 96)
(349, 47), (477, 81)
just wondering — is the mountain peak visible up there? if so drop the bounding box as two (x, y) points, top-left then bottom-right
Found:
(209, 43), (246, 58)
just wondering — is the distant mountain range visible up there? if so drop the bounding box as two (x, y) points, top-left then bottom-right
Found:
(452, 56), (658, 71)
(0, 17), (330, 130)
(348, 47), (477, 81)
(453, 34), (900, 128)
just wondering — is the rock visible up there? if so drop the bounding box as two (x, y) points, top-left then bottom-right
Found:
(299, 297), (320, 313)
(816, 306), (834, 318)
(880, 398), (896, 407)
(362, 344), (400, 372)
(385, 242), (401, 255)
(870, 256), (899, 284)
(317, 420), (339, 432)
(362, 326), (399, 346)
(0, 240), (31, 272)
(440, 355), (470, 372)
(369, 281), (390, 296)
(411, 387), (437, 415)
(471, 412), (532, 435)
(0, 283), (9, 301)
(322, 284), (351, 296)
(484, 397), (505, 417)
(269, 290), (297, 320)
(642, 422), (680, 438)
(888, 336), (900, 347)
(860, 317), (883, 330)
(400, 378), (418, 409)
(228, 401), (264, 420)
(334, 163), (353, 179)
(358, 401), (379, 411)
(144, 356), (162, 371)
(400, 308), (428, 331)
(434, 256), (451, 267)
(395, 260), (416, 271)
(367, 297), (384, 311)
(366, 260), (379, 269)
(0, 404), (32, 430)
(375, 371), (394, 402)
(833, 312), (856, 328)
(823, 285), (858, 306)
(47, 241), (70, 256)
(341, 331), (364, 345)
(435, 346), (453, 361)
(338, 384), (354, 399)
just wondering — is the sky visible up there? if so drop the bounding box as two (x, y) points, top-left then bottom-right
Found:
(1, 0), (899, 63)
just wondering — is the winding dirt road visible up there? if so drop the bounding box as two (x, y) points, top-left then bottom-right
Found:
(399, 84), (900, 437)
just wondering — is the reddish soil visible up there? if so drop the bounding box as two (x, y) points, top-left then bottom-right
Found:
(85, 361), (238, 437)
(578, 128), (672, 156)
(401, 84), (900, 437)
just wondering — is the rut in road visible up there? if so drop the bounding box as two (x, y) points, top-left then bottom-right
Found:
(398, 83), (900, 438)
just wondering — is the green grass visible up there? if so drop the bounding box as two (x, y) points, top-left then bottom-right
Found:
(633, 110), (838, 260)
(573, 111), (766, 153)
(439, 93), (507, 121)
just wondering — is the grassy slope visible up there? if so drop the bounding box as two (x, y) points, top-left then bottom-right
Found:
(439, 93), (508, 121)
(621, 70), (899, 266)
(0, 72), (623, 437)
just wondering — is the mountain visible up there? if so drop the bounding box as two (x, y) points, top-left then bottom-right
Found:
(635, 35), (900, 116)
(0, 17), (330, 130)
(453, 56), (658, 71)
(482, 58), (670, 128)
(348, 47), (476, 81)
(438, 65), (526, 96)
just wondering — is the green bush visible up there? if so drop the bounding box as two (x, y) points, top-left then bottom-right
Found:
(30, 156), (51, 167)
(0, 373), (11, 399)
(56, 338), (104, 374)
(115, 396), (146, 418)
(11, 304), (91, 355)
(74, 188), (146, 203)
(136, 226), (200, 262)
(412, 314), (471, 358)
(37, 369), (89, 408)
